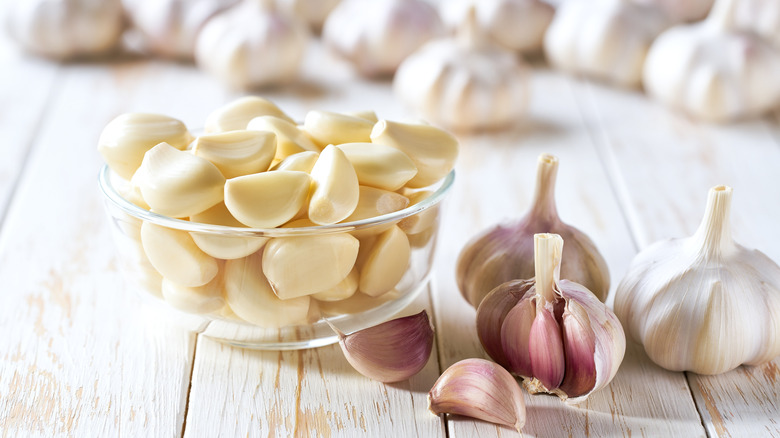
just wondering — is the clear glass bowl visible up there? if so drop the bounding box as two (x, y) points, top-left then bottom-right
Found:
(98, 165), (454, 350)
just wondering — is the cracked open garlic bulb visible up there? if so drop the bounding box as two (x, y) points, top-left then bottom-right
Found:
(643, 0), (780, 122)
(322, 0), (443, 77)
(544, 0), (670, 87)
(5, 0), (124, 60)
(615, 186), (780, 375)
(195, 0), (309, 89)
(393, 9), (529, 132)
(438, 0), (554, 53)
(122, 0), (239, 59)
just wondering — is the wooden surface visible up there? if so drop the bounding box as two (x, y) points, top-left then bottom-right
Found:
(1, 26), (780, 438)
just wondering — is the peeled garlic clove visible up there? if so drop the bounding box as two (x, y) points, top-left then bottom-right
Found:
(262, 233), (359, 299)
(189, 203), (268, 259)
(248, 115), (320, 161)
(303, 110), (374, 148)
(141, 222), (219, 287)
(205, 96), (295, 132)
(457, 153), (610, 308)
(224, 171), (310, 228)
(98, 113), (192, 180)
(109, 172), (149, 210)
(273, 151), (320, 173)
(336, 142), (418, 191)
(359, 226), (411, 297)
(308, 145), (360, 225)
(397, 190), (436, 235)
(344, 186), (409, 238)
(559, 300), (597, 398)
(162, 269), (225, 314)
(224, 251), (310, 328)
(331, 310), (434, 383)
(497, 295), (535, 376)
(312, 268), (359, 302)
(344, 110), (379, 123)
(428, 358), (526, 432)
(370, 120), (458, 188)
(317, 290), (401, 316)
(192, 130), (276, 178)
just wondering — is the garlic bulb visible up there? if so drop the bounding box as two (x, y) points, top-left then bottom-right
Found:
(5, 0), (124, 60)
(544, 0), (670, 87)
(457, 154), (610, 308)
(728, 0), (780, 47)
(439, 0), (554, 53)
(122, 0), (239, 59)
(615, 186), (780, 375)
(643, 0), (780, 122)
(195, 0), (309, 89)
(329, 310), (434, 383)
(633, 0), (714, 22)
(322, 0), (443, 77)
(393, 8), (529, 132)
(428, 358), (526, 432)
(274, 0), (341, 33)
(476, 234), (625, 402)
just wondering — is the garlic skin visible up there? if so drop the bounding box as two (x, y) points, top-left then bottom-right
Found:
(633, 0), (714, 22)
(544, 0), (670, 87)
(322, 0), (443, 77)
(439, 0), (554, 53)
(642, 0), (780, 122)
(615, 186), (780, 375)
(195, 1), (309, 89)
(457, 154), (610, 308)
(477, 234), (625, 403)
(5, 0), (124, 60)
(330, 310), (434, 383)
(122, 0), (239, 59)
(428, 358), (526, 432)
(393, 10), (529, 132)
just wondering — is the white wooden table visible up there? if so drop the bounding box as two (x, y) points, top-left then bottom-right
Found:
(1, 29), (779, 438)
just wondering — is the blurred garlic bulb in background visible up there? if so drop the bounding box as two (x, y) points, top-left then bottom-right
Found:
(439, 0), (554, 53)
(122, 0), (239, 59)
(633, 0), (714, 22)
(394, 9), (529, 132)
(544, 0), (670, 87)
(195, 0), (309, 89)
(5, 0), (124, 59)
(275, 0), (341, 33)
(643, 0), (780, 122)
(322, 0), (443, 77)
(716, 0), (780, 47)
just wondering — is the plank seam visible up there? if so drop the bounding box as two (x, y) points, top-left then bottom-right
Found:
(180, 333), (199, 438)
(426, 278), (449, 438)
(684, 372), (712, 438)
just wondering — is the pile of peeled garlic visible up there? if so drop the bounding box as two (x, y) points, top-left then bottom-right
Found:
(98, 96), (458, 329)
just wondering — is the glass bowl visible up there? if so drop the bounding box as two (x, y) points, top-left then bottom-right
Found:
(98, 165), (454, 350)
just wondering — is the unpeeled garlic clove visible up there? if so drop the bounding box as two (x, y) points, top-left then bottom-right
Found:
(312, 268), (359, 302)
(370, 120), (458, 188)
(308, 145), (360, 225)
(98, 113), (192, 180)
(192, 130), (277, 178)
(358, 226), (411, 297)
(330, 310), (434, 383)
(336, 142), (418, 191)
(141, 222), (219, 287)
(428, 358), (526, 432)
(262, 233), (360, 299)
(205, 96), (295, 132)
(273, 151), (320, 173)
(132, 142), (225, 218)
(528, 306), (565, 391)
(248, 115), (320, 161)
(223, 171), (311, 228)
(189, 203), (268, 259)
(303, 110), (374, 147)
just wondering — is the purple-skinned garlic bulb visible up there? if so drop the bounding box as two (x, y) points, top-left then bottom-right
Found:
(477, 233), (625, 402)
(457, 154), (610, 307)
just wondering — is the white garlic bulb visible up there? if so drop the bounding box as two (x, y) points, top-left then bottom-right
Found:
(439, 0), (554, 53)
(274, 0), (341, 33)
(5, 0), (125, 59)
(718, 0), (780, 47)
(393, 9), (529, 132)
(633, 0), (714, 22)
(195, 0), (309, 89)
(643, 0), (780, 122)
(122, 0), (240, 59)
(615, 186), (780, 375)
(322, 0), (443, 77)
(544, 0), (670, 87)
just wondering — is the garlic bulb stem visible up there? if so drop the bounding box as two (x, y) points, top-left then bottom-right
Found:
(534, 233), (562, 307)
(457, 7), (482, 50)
(529, 154), (559, 223)
(692, 185), (733, 257)
(707, 0), (739, 30)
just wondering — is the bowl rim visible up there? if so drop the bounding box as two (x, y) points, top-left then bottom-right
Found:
(98, 164), (454, 237)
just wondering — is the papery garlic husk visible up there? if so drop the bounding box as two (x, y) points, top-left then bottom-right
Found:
(614, 186), (780, 375)
(457, 154), (610, 308)
(329, 310), (434, 383)
(477, 234), (625, 403)
(428, 358), (526, 432)
(322, 0), (443, 77)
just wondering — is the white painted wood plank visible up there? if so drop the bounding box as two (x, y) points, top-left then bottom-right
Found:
(431, 70), (705, 437)
(577, 79), (780, 437)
